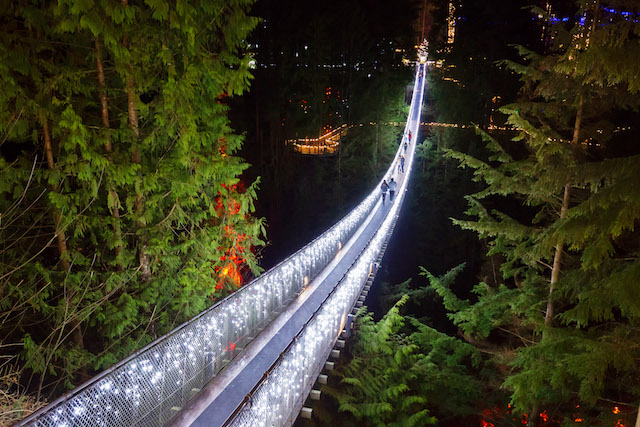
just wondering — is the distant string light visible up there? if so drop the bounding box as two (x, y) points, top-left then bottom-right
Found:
(447, 2), (456, 46)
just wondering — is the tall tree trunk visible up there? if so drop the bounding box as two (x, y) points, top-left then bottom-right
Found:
(337, 130), (342, 187)
(95, 39), (125, 271)
(121, 2), (151, 280)
(43, 120), (70, 273)
(346, 32), (354, 126)
(528, 404), (540, 427)
(42, 120), (85, 351)
(255, 85), (263, 173)
(545, 95), (583, 327)
(127, 70), (151, 281)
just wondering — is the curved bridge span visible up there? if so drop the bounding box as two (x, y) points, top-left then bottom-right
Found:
(19, 62), (427, 427)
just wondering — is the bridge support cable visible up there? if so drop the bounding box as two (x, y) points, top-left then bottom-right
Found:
(226, 63), (427, 427)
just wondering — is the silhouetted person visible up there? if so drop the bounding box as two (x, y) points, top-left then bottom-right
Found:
(389, 178), (397, 201)
(400, 156), (405, 173)
(380, 180), (389, 205)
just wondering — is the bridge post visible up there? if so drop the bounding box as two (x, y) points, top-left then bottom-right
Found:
(300, 407), (313, 419)
(344, 314), (355, 338)
(369, 262), (379, 276)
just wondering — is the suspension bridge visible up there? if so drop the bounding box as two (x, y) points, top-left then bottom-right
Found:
(18, 58), (427, 427)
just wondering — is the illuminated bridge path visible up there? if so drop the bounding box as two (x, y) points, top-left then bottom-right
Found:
(19, 61), (427, 427)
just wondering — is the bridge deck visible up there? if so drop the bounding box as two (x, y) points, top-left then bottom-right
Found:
(170, 197), (394, 426)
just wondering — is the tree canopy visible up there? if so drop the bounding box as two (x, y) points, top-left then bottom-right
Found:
(438, 1), (640, 424)
(0, 0), (264, 416)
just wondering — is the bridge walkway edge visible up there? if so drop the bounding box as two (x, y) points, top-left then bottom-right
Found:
(169, 200), (391, 427)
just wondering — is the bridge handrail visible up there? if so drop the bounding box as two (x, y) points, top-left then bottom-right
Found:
(228, 202), (386, 425)
(227, 152), (411, 425)
(229, 159), (409, 426)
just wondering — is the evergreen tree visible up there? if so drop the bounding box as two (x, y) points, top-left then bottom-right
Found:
(0, 0), (264, 408)
(435, 2), (640, 424)
(326, 293), (486, 426)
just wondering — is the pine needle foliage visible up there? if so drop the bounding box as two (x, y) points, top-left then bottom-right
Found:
(329, 295), (486, 425)
(0, 0), (264, 400)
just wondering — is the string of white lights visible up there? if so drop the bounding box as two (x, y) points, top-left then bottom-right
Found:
(229, 61), (427, 427)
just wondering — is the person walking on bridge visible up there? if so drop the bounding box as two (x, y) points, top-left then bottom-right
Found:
(380, 180), (389, 205)
(400, 155), (405, 173)
(389, 178), (398, 202)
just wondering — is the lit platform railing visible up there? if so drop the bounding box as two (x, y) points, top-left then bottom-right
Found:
(286, 124), (348, 156)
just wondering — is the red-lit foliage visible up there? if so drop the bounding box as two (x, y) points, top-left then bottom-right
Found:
(612, 406), (627, 427)
(218, 137), (228, 157)
(211, 181), (252, 292)
(477, 396), (630, 426)
(540, 410), (549, 423)
(481, 407), (502, 426)
(480, 405), (566, 426)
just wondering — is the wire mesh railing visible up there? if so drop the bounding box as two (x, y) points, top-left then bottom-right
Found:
(228, 181), (405, 427)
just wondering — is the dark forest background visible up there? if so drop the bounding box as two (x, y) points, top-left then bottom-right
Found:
(232, 0), (415, 269)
